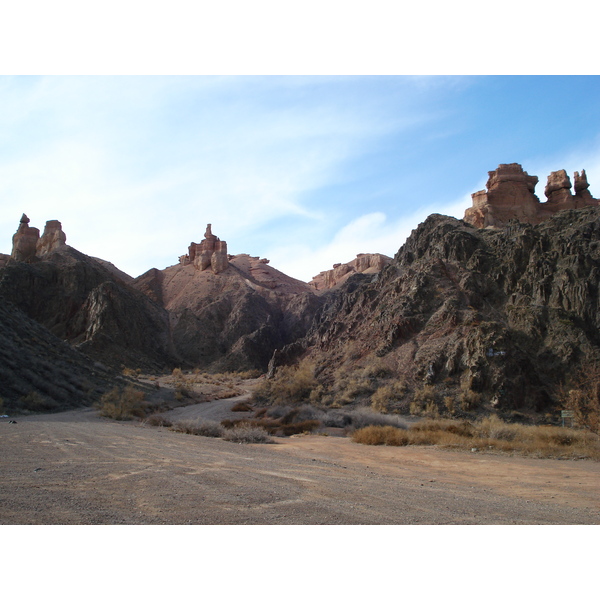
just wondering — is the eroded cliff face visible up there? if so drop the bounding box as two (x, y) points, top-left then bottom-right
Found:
(464, 164), (598, 228)
(133, 251), (323, 372)
(309, 253), (392, 291)
(1, 214), (176, 371)
(277, 208), (600, 415)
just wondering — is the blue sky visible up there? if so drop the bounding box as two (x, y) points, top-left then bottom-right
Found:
(1, 75), (600, 281)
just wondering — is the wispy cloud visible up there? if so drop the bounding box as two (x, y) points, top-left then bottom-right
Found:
(0, 76), (447, 276)
(2, 76), (600, 282)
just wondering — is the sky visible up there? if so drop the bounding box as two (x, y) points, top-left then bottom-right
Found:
(2, 74), (600, 281)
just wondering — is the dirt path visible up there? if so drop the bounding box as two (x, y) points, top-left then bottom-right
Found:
(1, 405), (599, 525)
(162, 390), (251, 423)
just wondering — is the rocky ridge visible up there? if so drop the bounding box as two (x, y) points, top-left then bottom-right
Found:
(132, 227), (323, 372)
(273, 206), (600, 416)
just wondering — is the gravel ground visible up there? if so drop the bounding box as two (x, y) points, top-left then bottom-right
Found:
(1, 405), (599, 525)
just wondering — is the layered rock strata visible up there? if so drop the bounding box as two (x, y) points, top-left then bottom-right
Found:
(179, 224), (229, 274)
(309, 253), (392, 291)
(464, 163), (598, 228)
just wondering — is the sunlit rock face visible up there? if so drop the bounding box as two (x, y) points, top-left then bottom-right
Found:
(464, 164), (598, 228)
(179, 224), (229, 274)
(309, 253), (393, 291)
(10, 214), (67, 262)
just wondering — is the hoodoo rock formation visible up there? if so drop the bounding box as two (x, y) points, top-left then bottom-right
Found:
(179, 224), (229, 274)
(11, 214), (67, 262)
(309, 253), (393, 291)
(464, 163), (598, 228)
(37, 219), (67, 257)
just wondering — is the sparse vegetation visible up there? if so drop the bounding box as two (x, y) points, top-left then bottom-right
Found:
(352, 425), (410, 446)
(252, 360), (321, 405)
(18, 391), (59, 412)
(222, 423), (273, 444)
(96, 385), (148, 420)
(231, 400), (253, 412)
(170, 418), (224, 437)
(144, 414), (173, 428)
(370, 382), (407, 413)
(352, 415), (600, 459)
(558, 363), (600, 434)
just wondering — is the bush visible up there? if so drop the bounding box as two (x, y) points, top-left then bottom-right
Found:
(171, 418), (224, 437)
(231, 401), (253, 412)
(558, 364), (600, 434)
(280, 419), (321, 436)
(352, 426), (409, 446)
(370, 382), (406, 413)
(223, 423), (273, 444)
(145, 414), (173, 428)
(252, 360), (320, 405)
(347, 407), (408, 431)
(97, 385), (148, 420)
(351, 413), (600, 459)
(19, 391), (59, 412)
(459, 388), (482, 411)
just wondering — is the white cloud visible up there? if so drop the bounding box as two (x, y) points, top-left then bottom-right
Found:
(270, 192), (474, 282)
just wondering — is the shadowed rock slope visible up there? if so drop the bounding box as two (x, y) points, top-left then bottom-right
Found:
(0, 244), (176, 371)
(132, 253), (323, 372)
(274, 207), (600, 416)
(0, 299), (115, 411)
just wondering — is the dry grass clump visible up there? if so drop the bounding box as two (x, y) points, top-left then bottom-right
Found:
(231, 400), (253, 412)
(352, 414), (600, 459)
(222, 423), (273, 444)
(371, 382), (407, 413)
(171, 418), (224, 437)
(96, 385), (148, 420)
(352, 425), (409, 446)
(410, 385), (439, 417)
(144, 414), (173, 428)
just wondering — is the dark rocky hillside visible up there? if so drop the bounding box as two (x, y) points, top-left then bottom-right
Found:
(0, 245), (176, 371)
(273, 207), (600, 417)
(0, 299), (114, 411)
(132, 252), (324, 372)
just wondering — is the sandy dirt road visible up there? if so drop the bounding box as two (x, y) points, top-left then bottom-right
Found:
(1, 404), (599, 525)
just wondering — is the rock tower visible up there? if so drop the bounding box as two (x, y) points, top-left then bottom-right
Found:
(464, 163), (598, 228)
(179, 224), (229, 274)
